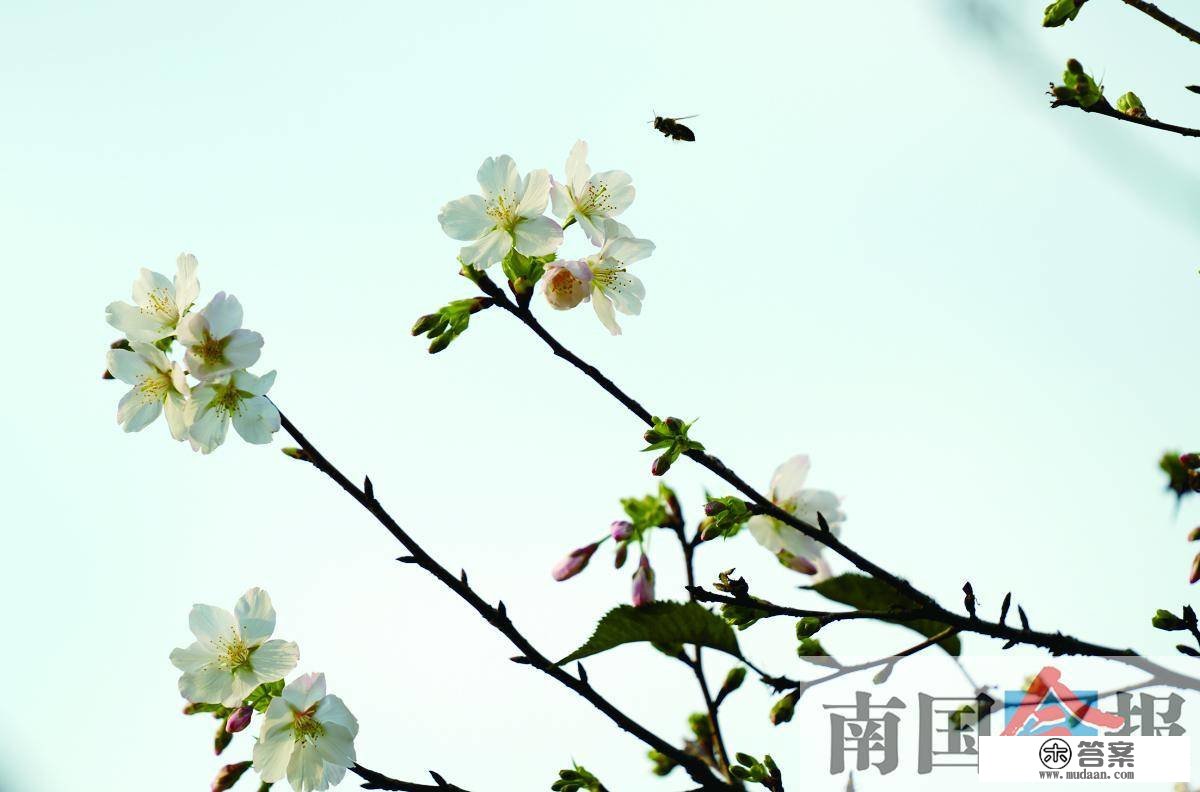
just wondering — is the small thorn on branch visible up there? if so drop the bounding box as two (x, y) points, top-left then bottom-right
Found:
(429, 770), (448, 787)
(999, 592), (1012, 626)
(1002, 640), (1017, 650)
(460, 570), (468, 585)
(364, 475), (374, 499)
(577, 662), (589, 683)
(397, 555), (418, 564)
(497, 601), (507, 618)
(817, 512), (831, 532)
(1018, 605), (1030, 631)
(963, 582), (977, 619)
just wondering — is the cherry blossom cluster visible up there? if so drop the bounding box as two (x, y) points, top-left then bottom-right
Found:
(104, 255), (280, 453)
(171, 589), (359, 792)
(438, 141), (654, 335)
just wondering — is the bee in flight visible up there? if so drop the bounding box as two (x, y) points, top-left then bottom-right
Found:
(652, 114), (697, 142)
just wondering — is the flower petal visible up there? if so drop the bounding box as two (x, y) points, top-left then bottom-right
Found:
(476, 155), (520, 200)
(576, 213), (605, 247)
(132, 268), (175, 317)
(117, 389), (162, 432)
(189, 604), (239, 648)
(770, 455), (811, 502)
(512, 215), (563, 257)
(254, 705), (296, 783)
(589, 170), (634, 216)
(222, 329), (264, 370)
(549, 179), (572, 220)
(315, 694), (359, 736)
(603, 235), (655, 266)
(170, 641), (216, 672)
(566, 140), (590, 196)
(591, 291), (621, 335)
(175, 253), (200, 311)
(282, 672), (327, 713)
(603, 272), (644, 316)
(233, 369), (276, 397)
(516, 169), (551, 217)
(313, 723), (356, 767)
(251, 640), (299, 682)
(459, 227), (512, 268)
(232, 396), (281, 444)
(106, 348), (155, 386)
(188, 405), (229, 454)
(438, 194), (492, 241)
(234, 588), (276, 646)
(287, 741), (331, 792)
(202, 292), (244, 339)
(179, 665), (235, 705)
(106, 301), (169, 342)
(163, 392), (190, 441)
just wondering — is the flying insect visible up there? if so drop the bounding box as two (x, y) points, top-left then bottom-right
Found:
(652, 114), (697, 141)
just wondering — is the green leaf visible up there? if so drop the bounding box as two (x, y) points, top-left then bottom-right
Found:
(809, 574), (961, 656)
(558, 601), (741, 665)
(244, 678), (286, 713)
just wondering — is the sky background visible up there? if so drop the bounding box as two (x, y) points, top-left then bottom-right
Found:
(2, 0), (1199, 789)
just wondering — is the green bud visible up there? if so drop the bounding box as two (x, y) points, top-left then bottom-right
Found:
(211, 761), (253, 792)
(730, 766), (753, 781)
(281, 447), (312, 463)
(735, 752), (757, 768)
(428, 333), (453, 355)
(1115, 91), (1145, 117)
(770, 690), (799, 725)
(214, 720), (233, 755)
(688, 712), (713, 741)
(1043, 0), (1083, 28)
(410, 313), (440, 335)
(718, 666), (747, 701)
(651, 453), (673, 476)
(1153, 609), (1187, 631)
(1066, 58), (1083, 75)
(796, 616), (823, 637)
(647, 750), (677, 777)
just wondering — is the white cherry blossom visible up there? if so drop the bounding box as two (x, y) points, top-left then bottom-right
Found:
(585, 223), (654, 335)
(187, 369), (280, 454)
(541, 259), (592, 310)
(746, 455), (846, 579)
(549, 140), (635, 245)
(177, 292), (263, 380)
(106, 342), (190, 439)
(438, 155), (563, 269)
(253, 673), (359, 792)
(170, 588), (299, 707)
(105, 253), (200, 342)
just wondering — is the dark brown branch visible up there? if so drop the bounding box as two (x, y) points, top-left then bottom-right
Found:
(352, 765), (469, 791)
(1120, 0), (1200, 46)
(275, 409), (729, 791)
(1052, 95), (1200, 138)
(473, 273), (1200, 695)
(763, 627), (960, 692)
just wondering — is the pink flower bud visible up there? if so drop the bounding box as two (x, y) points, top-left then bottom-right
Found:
(1190, 552), (1200, 585)
(211, 761), (252, 792)
(632, 554), (656, 607)
(614, 542), (629, 569)
(776, 550), (818, 575)
(552, 542), (600, 581)
(610, 520), (634, 542)
(225, 705), (253, 733)
(542, 262), (592, 310)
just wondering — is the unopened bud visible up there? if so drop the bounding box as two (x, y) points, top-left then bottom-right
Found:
(542, 264), (589, 310)
(211, 761), (253, 792)
(552, 542), (600, 582)
(1051, 85), (1075, 101)
(1066, 58), (1084, 75)
(613, 542), (629, 569)
(777, 550), (818, 575)
(1153, 609), (1187, 630)
(610, 520), (634, 542)
(467, 297), (492, 314)
(1190, 526), (1200, 542)
(664, 417), (683, 433)
(281, 447), (311, 463)
(704, 500), (727, 516)
(225, 705), (253, 733)
(718, 667), (747, 700)
(770, 691), (798, 725)
(651, 454), (672, 476)
(214, 721), (233, 755)
(411, 313), (440, 336)
(428, 333), (453, 355)
(796, 616), (822, 638)
(1192, 553), (1200, 585)
(1182, 453), (1200, 470)
(1115, 91), (1146, 118)
(644, 428), (667, 444)
(632, 554), (656, 607)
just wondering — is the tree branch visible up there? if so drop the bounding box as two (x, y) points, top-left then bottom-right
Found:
(1051, 94), (1200, 138)
(1120, 0), (1200, 46)
(275, 409), (730, 790)
(352, 765), (470, 792)
(473, 273), (1200, 695)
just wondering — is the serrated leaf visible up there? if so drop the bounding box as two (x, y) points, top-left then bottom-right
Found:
(809, 574), (961, 656)
(558, 601), (741, 665)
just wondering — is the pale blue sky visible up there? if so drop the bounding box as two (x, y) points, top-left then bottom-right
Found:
(2, 1), (1199, 790)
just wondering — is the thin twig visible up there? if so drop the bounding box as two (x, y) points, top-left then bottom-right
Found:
(763, 627), (961, 692)
(1120, 0), (1200, 46)
(1051, 94), (1200, 138)
(352, 764), (469, 791)
(275, 409), (729, 790)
